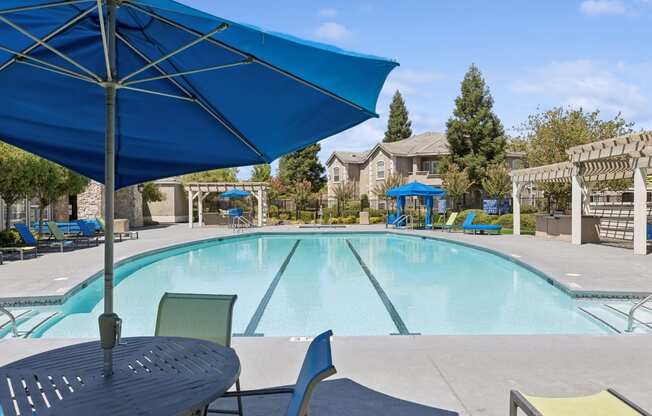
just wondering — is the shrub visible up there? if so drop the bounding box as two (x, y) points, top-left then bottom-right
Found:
(370, 216), (384, 224)
(343, 216), (357, 224)
(0, 229), (20, 247)
(268, 205), (279, 218)
(454, 209), (493, 226)
(342, 209), (359, 218)
(493, 213), (536, 230)
(279, 212), (289, 221)
(520, 204), (539, 214)
(360, 194), (369, 210)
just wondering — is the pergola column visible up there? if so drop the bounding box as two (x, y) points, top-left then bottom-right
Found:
(187, 189), (193, 228)
(633, 167), (648, 255)
(197, 189), (203, 227)
(571, 173), (584, 245)
(512, 181), (522, 235)
(257, 188), (263, 227)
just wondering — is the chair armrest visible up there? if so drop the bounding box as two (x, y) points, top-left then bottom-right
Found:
(221, 386), (294, 398)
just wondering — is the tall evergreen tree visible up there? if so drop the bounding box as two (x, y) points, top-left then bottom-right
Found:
(250, 164), (272, 182)
(446, 64), (506, 182)
(383, 90), (413, 142)
(278, 144), (325, 192)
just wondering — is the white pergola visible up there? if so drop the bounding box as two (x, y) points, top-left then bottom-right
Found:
(185, 182), (269, 228)
(511, 131), (652, 255)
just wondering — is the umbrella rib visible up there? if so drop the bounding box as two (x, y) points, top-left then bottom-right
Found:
(122, 59), (253, 86)
(0, 44), (97, 84)
(118, 23), (230, 84)
(0, 4), (97, 74)
(0, 0), (93, 15)
(122, 1), (377, 117)
(0, 15), (102, 82)
(115, 17), (268, 162)
(119, 85), (195, 102)
(96, 0), (111, 81)
(116, 32), (194, 99)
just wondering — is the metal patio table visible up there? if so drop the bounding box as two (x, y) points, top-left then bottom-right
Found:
(0, 337), (240, 416)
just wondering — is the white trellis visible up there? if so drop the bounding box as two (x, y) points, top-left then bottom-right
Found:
(185, 182), (269, 228)
(510, 131), (652, 255)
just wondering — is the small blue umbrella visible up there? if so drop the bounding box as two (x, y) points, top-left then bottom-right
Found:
(0, 0), (397, 374)
(220, 188), (251, 198)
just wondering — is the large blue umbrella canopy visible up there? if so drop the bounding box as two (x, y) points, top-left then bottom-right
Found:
(0, 0), (396, 375)
(386, 181), (447, 197)
(0, 0), (397, 187)
(220, 188), (250, 198)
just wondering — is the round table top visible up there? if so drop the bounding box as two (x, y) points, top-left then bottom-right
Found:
(0, 336), (240, 416)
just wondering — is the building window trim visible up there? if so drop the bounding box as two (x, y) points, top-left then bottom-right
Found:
(376, 160), (385, 180)
(333, 166), (341, 183)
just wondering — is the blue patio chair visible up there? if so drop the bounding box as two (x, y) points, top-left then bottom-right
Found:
(14, 223), (73, 253)
(462, 211), (502, 235)
(648, 223), (652, 240)
(212, 330), (336, 416)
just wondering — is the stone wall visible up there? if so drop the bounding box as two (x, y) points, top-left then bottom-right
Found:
(77, 180), (143, 228)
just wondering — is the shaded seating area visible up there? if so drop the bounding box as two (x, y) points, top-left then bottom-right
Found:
(386, 182), (447, 229)
(511, 131), (652, 255)
(186, 183), (269, 229)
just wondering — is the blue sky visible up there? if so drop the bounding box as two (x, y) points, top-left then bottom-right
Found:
(179, 0), (652, 179)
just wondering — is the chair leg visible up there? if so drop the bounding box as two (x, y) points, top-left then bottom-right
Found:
(236, 379), (243, 416)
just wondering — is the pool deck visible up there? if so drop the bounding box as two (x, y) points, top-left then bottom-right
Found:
(1, 223), (651, 306)
(1, 334), (651, 416)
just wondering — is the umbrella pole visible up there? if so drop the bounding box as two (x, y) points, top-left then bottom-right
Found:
(98, 0), (119, 377)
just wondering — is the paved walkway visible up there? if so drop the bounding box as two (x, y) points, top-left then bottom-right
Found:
(2, 334), (651, 416)
(1, 223), (651, 305)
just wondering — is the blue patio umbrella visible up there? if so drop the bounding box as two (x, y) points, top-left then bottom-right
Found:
(0, 0), (397, 374)
(220, 188), (250, 198)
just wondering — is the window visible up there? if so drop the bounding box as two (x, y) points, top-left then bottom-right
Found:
(376, 160), (385, 180)
(422, 160), (439, 174)
(333, 167), (340, 182)
(378, 200), (386, 210)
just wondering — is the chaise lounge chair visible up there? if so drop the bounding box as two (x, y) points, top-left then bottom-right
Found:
(462, 211), (502, 235)
(48, 222), (97, 247)
(440, 212), (458, 232)
(510, 389), (651, 416)
(14, 223), (73, 253)
(212, 330), (336, 416)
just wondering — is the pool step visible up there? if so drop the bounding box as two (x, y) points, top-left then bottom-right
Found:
(604, 303), (652, 331)
(0, 311), (58, 339)
(578, 304), (652, 334)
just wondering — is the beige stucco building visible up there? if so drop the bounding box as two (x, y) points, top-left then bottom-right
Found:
(326, 132), (525, 208)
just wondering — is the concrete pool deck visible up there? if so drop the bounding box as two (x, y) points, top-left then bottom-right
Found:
(1, 223), (651, 306)
(1, 334), (652, 416)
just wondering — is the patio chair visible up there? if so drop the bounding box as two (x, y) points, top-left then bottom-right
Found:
(48, 222), (96, 247)
(14, 223), (72, 253)
(441, 212), (458, 232)
(76, 220), (103, 243)
(510, 389), (650, 416)
(430, 213), (445, 230)
(462, 211), (502, 235)
(213, 330), (336, 416)
(155, 293), (242, 416)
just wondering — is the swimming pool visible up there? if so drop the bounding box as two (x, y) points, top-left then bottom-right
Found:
(32, 233), (609, 338)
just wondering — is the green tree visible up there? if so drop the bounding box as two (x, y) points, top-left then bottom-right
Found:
(0, 143), (31, 229)
(142, 182), (165, 204)
(182, 168), (238, 183)
(290, 180), (314, 219)
(250, 164), (271, 182)
(520, 107), (634, 207)
(278, 144), (325, 192)
(481, 163), (511, 214)
(442, 164), (473, 211)
(332, 181), (356, 216)
(446, 64), (506, 183)
(383, 90), (413, 142)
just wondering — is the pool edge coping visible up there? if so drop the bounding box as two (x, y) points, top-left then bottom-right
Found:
(1, 229), (648, 308)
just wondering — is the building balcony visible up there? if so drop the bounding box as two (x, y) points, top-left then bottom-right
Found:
(408, 171), (444, 186)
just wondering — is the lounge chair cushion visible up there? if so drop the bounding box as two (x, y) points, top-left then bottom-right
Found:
(523, 390), (641, 416)
(463, 212), (501, 231)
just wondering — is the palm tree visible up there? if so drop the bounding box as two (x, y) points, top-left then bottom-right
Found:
(333, 181), (356, 216)
(372, 173), (406, 209)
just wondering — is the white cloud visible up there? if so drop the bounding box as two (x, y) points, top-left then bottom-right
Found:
(382, 69), (444, 97)
(580, 0), (626, 15)
(318, 8), (338, 18)
(512, 60), (651, 123)
(313, 22), (351, 42)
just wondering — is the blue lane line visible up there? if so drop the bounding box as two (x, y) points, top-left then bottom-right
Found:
(346, 239), (412, 335)
(242, 239), (302, 336)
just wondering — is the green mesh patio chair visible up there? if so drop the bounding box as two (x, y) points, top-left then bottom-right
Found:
(213, 330), (336, 416)
(155, 293), (242, 416)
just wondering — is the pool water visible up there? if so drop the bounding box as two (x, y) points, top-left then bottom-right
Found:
(35, 233), (608, 338)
